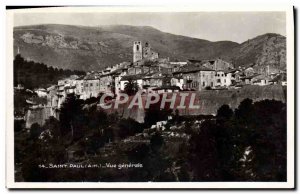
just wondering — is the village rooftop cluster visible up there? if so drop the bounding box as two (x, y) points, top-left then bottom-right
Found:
(26, 41), (287, 109)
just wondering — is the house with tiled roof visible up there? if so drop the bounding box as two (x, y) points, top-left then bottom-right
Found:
(173, 64), (215, 91)
(57, 75), (79, 107)
(240, 73), (261, 85)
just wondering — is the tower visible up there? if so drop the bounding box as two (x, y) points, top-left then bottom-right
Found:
(133, 41), (143, 63)
(143, 42), (151, 59)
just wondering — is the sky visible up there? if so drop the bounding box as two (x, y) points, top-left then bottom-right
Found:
(14, 12), (286, 43)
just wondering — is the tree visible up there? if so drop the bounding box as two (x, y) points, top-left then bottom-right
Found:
(13, 54), (85, 89)
(144, 107), (172, 128)
(43, 116), (61, 140)
(29, 123), (43, 140)
(249, 100), (287, 181)
(150, 132), (164, 152)
(124, 79), (139, 96)
(186, 99), (287, 181)
(235, 98), (254, 124)
(188, 120), (221, 181)
(59, 93), (85, 140)
(118, 118), (143, 139)
(126, 144), (151, 181)
(216, 104), (233, 124)
(146, 132), (174, 181)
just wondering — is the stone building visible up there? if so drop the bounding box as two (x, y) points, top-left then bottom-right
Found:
(173, 65), (215, 91)
(215, 70), (233, 87)
(202, 58), (234, 71)
(82, 77), (101, 99)
(46, 85), (58, 107)
(133, 41), (143, 62)
(75, 78), (84, 96)
(143, 42), (159, 61)
(133, 41), (159, 62)
(57, 75), (78, 107)
(99, 74), (113, 94)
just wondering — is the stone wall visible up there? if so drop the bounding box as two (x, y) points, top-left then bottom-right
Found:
(102, 85), (286, 122)
(24, 85), (286, 127)
(25, 107), (58, 128)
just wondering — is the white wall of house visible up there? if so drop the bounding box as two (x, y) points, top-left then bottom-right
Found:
(253, 79), (269, 86)
(99, 75), (113, 93)
(82, 79), (101, 99)
(75, 80), (84, 96)
(114, 76), (121, 95)
(225, 73), (232, 86)
(215, 71), (227, 87)
(137, 79), (143, 89)
(120, 80), (127, 91)
(35, 89), (47, 97)
(171, 78), (184, 89)
(198, 71), (215, 90)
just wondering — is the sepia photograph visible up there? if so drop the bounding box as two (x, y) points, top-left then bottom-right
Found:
(6, 6), (294, 189)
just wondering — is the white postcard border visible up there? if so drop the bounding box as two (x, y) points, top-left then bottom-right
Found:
(6, 5), (295, 189)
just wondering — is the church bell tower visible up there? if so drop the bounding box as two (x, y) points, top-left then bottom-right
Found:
(133, 41), (143, 63)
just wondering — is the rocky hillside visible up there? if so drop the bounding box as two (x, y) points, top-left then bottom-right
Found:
(13, 24), (286, 71)
(227, 33), (286, 69)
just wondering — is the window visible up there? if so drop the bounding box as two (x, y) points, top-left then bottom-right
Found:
(90, 83), (93, 86)
(211, 82), (213, 87)
(202, 82), (205, 86)
(217, 79), (221, 83)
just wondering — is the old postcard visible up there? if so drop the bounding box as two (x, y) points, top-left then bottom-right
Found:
(6, 6), (294, 189)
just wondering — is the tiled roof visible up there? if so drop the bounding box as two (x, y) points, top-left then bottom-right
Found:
(84, 74), (100, 80)
(173, 65), (214, 74)
(223, 68), (238, 73)
(270, 74), (285, 82)
(69, 75), (80, 80)
(240, 73), (260, 80)
(111, 67), (129, 75)
(153, 85), (181, 90)
(76, 75), (86, 80)
(120, 74), (144, 81)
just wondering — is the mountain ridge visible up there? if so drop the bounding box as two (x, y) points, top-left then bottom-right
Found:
(13, 24), (286, 71)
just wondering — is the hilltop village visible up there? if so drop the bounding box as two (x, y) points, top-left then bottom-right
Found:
(15, 41), (287, 112)
(30, 41), (285, 109)
(13, 23), (288, 184)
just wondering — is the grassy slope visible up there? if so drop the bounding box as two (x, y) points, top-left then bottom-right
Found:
(14, 24), (239, 71)
(14, 24), (286, 71)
